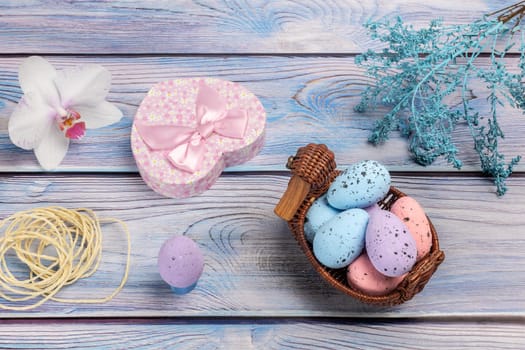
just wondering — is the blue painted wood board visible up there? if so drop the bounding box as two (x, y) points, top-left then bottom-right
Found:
(0, 0), (524, 348)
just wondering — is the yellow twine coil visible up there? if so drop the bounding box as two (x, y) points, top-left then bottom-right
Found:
(0, 207), (131, 311)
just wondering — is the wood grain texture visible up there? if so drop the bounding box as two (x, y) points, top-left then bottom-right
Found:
(1, 0), (525, 343)
(0, 174), (523, 318)
(1, 56), (525, 179)
(0, 0), (512, 54)
(0, 319), (524, 349)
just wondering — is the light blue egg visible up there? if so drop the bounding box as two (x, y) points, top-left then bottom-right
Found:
(304, 220), (317, 244)
(327, 160), (391, 209)
(313, 208), (368, 269)
(304, 194), (341, 243)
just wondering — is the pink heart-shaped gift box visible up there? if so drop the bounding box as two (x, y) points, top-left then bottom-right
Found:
(131, 77), (266, 198)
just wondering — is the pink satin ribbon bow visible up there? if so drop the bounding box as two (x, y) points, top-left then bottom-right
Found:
(135, 82), (248, 173)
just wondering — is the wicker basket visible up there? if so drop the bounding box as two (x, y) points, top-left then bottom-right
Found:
(274, 144), (445, 306)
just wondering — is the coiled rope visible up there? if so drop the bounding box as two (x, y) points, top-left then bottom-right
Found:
(0, 207), (131, 311)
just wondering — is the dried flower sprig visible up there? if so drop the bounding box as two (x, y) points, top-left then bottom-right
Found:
(355, 10), (525, 195)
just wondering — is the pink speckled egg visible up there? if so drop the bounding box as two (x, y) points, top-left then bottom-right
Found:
(347, 253), (406, 296)
(390, 196), (432, 261)
(158, 235), (204, 294)
(366, 209), (417, 277)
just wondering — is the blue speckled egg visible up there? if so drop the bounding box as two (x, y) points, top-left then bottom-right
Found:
(327, 160), (391, 209)
(313, 208), (369, 269)
(365, 209), (417, 277)
(304, 194), (341, 243)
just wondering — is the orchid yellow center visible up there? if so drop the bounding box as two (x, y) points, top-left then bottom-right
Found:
(58, 109), (86, 140)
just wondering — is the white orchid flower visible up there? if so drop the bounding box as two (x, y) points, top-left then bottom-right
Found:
(8, 56), (123, 170)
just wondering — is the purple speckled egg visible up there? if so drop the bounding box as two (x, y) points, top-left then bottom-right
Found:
(365, 209), (417, 277)
(364, 203), (381, 215)
(158, 235), (204, 294)
(390, 196), (432, 261)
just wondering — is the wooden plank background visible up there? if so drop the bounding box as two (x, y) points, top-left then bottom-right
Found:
(1, 56), (524, 173)
(0, 0), (514, 54)
(0, 0), (524, 348)
(1, 319), (524, 349)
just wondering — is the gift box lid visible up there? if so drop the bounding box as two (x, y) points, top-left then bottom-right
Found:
(131, 77), (266, 198)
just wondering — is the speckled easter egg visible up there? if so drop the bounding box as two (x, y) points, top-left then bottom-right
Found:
(347, 253), (406, 296)
(366, 209), (417, 277)
(313, 209), (368, 269)
(364, 203), (381, 215)
(158, 235), (204, 294)
(327, 160), (391, 210)
(390, 196), (433, 260)
(304, 194), (341, 243)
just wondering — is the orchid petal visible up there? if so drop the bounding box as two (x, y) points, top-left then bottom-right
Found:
(55, 64), (111, 108)
(73, 101), (123, 129)
(34, 125), (70, 170)
(18, 56), (60, 110)
(8, 91), (55, 150)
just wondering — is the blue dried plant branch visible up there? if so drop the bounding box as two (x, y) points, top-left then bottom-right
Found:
(355, 16), (525, 195)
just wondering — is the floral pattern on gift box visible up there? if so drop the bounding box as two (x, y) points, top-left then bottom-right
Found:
(131, 77), (266, 198)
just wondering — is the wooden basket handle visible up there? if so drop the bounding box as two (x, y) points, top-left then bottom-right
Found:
(274, 144), (337, 221)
